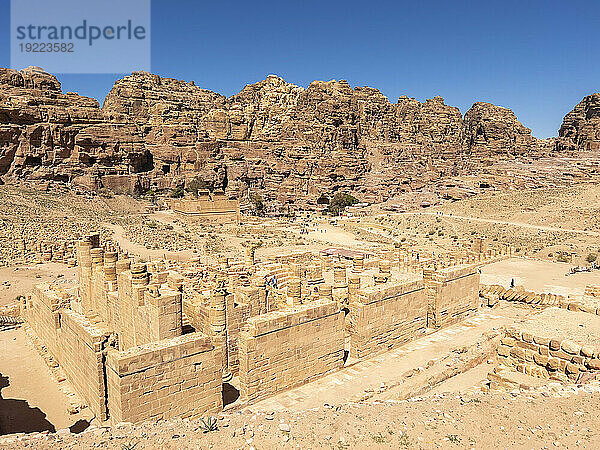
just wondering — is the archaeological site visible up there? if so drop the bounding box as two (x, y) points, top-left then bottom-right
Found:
(2, 3), (600, 446)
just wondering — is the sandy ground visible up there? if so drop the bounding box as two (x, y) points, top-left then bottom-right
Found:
(481, 257), (600, 296)
(103, 223), (196, 262)
(0, 327), (93, 435)
(393, 211), (600, 236)
(3, 392), (600, 449)
(0, 263), (77, 307)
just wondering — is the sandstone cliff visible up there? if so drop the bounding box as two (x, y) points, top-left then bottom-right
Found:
(557, 93), (600, 152)
(0, 67), (555, 204)
(464, 102), (541, 155)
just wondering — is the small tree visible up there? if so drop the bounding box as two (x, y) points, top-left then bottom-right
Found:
(328, 193), (359, 216)
(170, 186), (185, 198)
(586, 253), (597, 263)
(249, 193), (265, 216)
(187, 177), (210, 196)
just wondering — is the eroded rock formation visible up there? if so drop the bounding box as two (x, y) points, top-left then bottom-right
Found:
(464, 102), (541, 155)
(0, 66), (566, 204)
(557, 93), (600, 152)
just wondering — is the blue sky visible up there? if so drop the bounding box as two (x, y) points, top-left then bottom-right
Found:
(1, 0), (598, 138)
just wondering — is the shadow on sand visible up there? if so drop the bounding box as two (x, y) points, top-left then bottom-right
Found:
(0, 372), (56, 435)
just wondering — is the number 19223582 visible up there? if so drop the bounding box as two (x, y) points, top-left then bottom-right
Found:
(19, 42), (74, 52)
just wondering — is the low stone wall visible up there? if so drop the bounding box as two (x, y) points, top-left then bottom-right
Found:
(425, 265), (479, 328)
(24, 284), (111, 420)
(349, 279), (427, 359)
(496, 308), (600, 383)
(238, 300), (344, 403)
(106, 333), (222, 423)
(481, 284), (600, 315)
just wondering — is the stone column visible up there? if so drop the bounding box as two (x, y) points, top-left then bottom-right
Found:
(131, 262), (149, 306)
(348, 275), (361, 302)
(287, 277), (302, 306)
(319, 284), (333, 302)
(352, 256), (364, 273)
(210, 289), (232, 383)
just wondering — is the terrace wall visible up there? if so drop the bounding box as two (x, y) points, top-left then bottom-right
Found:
(238, 300), (344, 403)
(24, 285), (110, 420)
(349, 279), (428, 359)
(425, 265), (479, 328)
(106, 333), (222, 423)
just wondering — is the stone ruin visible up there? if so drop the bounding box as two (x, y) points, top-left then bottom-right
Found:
(169, 190), (241, 224)
(20, 233), (515, 424)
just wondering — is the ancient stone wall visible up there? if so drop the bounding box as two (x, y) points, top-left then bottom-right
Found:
(425, 265), (479, 328)
(496, 309), (600, 383)
(170, 195), (240, 224)
(238, 300), (344, 403)
(349, 279), (428, 359)
(24, 284), (111, 420)
(106, 333), (222, 423)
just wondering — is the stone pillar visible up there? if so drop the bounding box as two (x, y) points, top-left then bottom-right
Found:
(131, 263), (149, 306)
(253, 276), (268, 314)
(290, 263), (303, 279)
(287, 277), (302, 306)
(245, 246), (256, 267)
(348, 275), (361, 302)
(333, 267), (348, 306)
(210, 289), (232, 383)
(352, 256), (364, 273)
(319, 284), (333, 302)
(379, 259), (391, 275)
(306, 264), (324, 285)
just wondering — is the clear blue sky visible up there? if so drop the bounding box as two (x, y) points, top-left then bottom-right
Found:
(1, 0), (598, 138)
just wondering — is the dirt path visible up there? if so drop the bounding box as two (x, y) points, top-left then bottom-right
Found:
(389, 211), (600, 236)
(103, 223), (195, 262)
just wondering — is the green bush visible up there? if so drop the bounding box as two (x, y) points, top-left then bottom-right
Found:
(170, 186), (185, 198)
(249, 193), (265, 216)
(328, 193), (359, 216)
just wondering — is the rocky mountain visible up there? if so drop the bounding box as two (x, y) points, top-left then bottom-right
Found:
(0, 66), (575, 205)
(557, 93), (600, 152)
(463, 102), (541, 155)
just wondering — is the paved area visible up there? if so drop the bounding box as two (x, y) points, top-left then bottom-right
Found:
(248, 304), (535, 412)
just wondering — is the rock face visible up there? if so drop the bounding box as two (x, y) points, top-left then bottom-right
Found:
(463, 102), (541, 155)
(0, 67), (551, 205)
(557, 93), (600, 152)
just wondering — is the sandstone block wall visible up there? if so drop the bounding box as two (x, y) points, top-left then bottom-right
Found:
(496, 308), (600, 383)
(238, 300), (344, 403)
(106, 333), (222, 423)
(481, 284), (600, 315)
(24, 285), (111, 420)
(349, 279), (427, 359)
(426, 265), (479, 328)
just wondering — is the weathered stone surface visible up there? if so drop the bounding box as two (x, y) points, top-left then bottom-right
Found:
(557, 93), (600, 152)
(463, 102), (540, 155)
(0, 67), (571, 204)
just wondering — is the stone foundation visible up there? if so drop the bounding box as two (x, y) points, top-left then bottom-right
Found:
(496, 308), (600, 383)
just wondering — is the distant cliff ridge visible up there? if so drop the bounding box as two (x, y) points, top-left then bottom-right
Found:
(0, 67), (593, 204)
